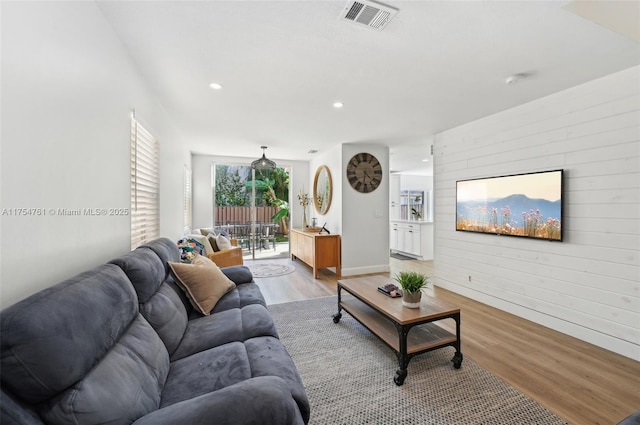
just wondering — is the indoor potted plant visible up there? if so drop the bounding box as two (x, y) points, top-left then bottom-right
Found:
(394, 271), (428, 308)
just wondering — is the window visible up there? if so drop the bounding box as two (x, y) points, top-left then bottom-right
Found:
(130, 114), (159, 249)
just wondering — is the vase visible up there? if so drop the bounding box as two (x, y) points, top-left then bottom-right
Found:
(402, 291), (422, 308)
(302, 208), (308, 228)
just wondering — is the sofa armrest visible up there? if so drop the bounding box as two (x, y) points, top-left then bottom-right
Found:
(208, 246), (243, 268)
(220, 265), (254, 284)
(133, 377), (305, 425)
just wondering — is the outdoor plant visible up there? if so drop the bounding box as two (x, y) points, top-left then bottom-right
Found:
(245, 174), (290, 234)
(393, 271), (428, 293)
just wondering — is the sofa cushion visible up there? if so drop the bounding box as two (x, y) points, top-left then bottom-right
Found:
(161, 342), (251, 408)
(170, 304), (279, 361)
(41, 315), (169, 425)
(132, 376), (305, 425)
(110, 248), (190, 355)
(138, 238), (197, 314)
(140, 237), (181, 266)
(168, 258), (236, 315)
(209, 281), (266, 315)
(161, 337), (310, 424)
(0, 264), (138, 404)
(110, 247), (166, 303)
(139, 282), (190, 355)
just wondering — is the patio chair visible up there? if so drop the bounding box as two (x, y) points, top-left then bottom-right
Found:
(259, 223), (277, 251)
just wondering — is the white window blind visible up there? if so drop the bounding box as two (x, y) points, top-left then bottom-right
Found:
(131, 115), (159, 249)
(183, 165), (192, 234)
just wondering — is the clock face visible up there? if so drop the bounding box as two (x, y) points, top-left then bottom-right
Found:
(347, 152), (382, 193)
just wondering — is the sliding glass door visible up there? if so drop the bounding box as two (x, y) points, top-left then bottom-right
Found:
(212, 162), (290, 260)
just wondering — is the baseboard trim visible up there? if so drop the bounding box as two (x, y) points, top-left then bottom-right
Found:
(341, 264), (390, 276)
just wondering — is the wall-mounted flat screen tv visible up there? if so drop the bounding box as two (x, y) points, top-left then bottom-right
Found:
(456, 169), (563, 241)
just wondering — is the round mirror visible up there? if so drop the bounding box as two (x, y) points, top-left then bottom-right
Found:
(313, 165), (332, 215)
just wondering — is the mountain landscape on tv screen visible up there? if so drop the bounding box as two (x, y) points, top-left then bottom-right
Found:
(457, 194), (561, 224)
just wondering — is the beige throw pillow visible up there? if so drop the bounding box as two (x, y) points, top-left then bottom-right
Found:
(199, 228), (216, 237)
(216, 234), (232, 251)
(168, 255), (236, 315)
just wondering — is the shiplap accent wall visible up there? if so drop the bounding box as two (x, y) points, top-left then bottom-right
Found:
(433, 66), (639, 360)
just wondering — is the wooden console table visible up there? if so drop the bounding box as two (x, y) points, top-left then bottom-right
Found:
(290, 229), (341, 278)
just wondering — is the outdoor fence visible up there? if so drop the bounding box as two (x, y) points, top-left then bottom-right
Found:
(215, 206), (279, 226)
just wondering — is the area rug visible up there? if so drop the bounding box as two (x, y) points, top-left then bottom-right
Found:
(248, 262), (296, 278)
(269, 296), (568, 425)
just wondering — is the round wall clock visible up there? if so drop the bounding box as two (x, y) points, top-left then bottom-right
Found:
(346, 152), (382, 193)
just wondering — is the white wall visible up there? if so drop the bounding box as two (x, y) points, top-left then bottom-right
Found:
(0, 2), (188, 308)
(341, 144), (390, 276)
(433, 66), (640, 360)
(191, 153), (310, 230)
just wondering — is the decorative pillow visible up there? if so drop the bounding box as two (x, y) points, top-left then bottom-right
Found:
(207, 234), (220, 252)
(176, 238), (206, 263)
(187, 234), (215, 255)
(216, 234), (233, 251)
(199, 228), (217, 237)
(168, 255), (236, 315)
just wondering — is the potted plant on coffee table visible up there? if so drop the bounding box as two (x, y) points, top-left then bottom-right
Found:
(394, 271), (428, 308)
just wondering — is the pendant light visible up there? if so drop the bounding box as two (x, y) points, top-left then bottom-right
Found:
(251, 146), (276, 170)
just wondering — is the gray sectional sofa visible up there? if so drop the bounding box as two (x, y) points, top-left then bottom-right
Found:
(0, 238), (310, 425)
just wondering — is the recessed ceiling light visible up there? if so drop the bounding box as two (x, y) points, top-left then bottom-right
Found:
(422, 158), (430, 162)
(333, 102), (344, 109)
(209, 82), (223, 90)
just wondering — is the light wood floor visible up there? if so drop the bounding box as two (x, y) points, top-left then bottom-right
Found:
(247, 256), (640, 425)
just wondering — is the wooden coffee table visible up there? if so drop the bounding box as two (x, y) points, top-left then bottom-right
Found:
(333, 275), (462, 385)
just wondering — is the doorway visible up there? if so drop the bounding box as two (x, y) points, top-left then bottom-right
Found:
(212, 162), (290, 261)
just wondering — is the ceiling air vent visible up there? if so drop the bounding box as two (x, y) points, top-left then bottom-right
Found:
(339, 0), (399, 31)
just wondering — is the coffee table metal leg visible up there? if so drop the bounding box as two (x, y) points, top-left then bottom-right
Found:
(394, 323), (410, 386)
(333, 285), (343, 323)
(451, 312), (463, 368)
(451, 352), (463, 369)
(394, 368), (407, 386)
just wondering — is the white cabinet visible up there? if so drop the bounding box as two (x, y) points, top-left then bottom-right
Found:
(391, 222), (420, 256)
(390, 221), (433, 260)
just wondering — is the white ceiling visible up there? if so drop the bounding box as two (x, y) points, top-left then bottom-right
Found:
(96, 0), (640, 175)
